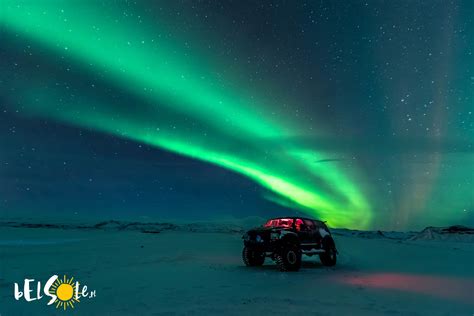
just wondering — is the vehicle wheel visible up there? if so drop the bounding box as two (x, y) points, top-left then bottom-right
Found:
(319, 237), (337, 266)
(275, 244), (301, 272)
(242, 246), (265, 266)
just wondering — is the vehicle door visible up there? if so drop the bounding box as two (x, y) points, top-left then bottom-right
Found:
(296, 219), (314, 245)
(302, 219), (318, 243)
(295, 218), (312, 243)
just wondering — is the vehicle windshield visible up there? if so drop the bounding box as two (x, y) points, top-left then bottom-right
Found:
(264, 218), (294, 228)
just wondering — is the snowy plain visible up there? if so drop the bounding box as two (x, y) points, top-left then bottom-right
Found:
(0, 219), (473, 315)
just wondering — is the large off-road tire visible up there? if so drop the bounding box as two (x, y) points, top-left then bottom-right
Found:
(242, 246), (265, 266)
(275, 244), (302, 272)
(319, 236), (337, 266)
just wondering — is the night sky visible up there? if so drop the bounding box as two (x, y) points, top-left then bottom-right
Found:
(0, 1), (472, 230)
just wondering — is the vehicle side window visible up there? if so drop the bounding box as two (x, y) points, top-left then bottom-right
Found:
(313, 220), (329, 231)
(303, 219), (315, 231)
(295, 218), (304, 231)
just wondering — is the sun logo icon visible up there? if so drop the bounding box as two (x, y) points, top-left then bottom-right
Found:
(50, 275), (80, 310)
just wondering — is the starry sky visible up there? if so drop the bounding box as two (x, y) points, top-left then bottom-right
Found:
(0, 1), (472, 230)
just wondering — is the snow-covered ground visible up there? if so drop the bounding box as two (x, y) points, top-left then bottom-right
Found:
(0, 220), (473, 315)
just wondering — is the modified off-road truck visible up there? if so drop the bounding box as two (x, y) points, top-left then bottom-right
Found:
(242, 217), (337, 271)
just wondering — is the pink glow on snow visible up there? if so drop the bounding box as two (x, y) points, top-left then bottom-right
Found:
(338, 272), (474, 303)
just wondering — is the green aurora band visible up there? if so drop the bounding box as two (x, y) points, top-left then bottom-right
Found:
(1, 2), (372, 228)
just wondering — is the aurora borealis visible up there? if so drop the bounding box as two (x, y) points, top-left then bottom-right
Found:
(1, 1), (472, 229)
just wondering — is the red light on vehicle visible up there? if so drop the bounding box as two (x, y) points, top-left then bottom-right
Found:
(264, 218), (294, 228)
